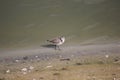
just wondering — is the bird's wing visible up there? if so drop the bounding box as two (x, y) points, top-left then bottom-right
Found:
(49, 38), (61, 43)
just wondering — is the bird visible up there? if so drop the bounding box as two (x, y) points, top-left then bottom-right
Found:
(47, 36), (65, 50)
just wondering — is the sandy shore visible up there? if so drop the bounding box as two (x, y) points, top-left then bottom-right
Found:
(1, 43), (120, 80)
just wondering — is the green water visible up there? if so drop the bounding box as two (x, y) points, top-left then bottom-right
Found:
(0, 0), (120, 48)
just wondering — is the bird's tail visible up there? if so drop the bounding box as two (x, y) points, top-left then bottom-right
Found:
(47, 40), (54, 43)
(47, 40), (50, 42)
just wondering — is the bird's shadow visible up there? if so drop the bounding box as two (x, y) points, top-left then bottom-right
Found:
(41, 44), (56, 49)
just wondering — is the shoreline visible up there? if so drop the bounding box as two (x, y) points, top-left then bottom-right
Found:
(0, 43), (120, 58)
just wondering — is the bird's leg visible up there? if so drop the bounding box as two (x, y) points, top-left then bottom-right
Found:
(55, 45), (57, 50)
(57, 46), (61, 50)
(55, 45), (61, 50)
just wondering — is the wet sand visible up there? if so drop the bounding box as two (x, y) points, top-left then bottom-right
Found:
(0, 43), (120, 58)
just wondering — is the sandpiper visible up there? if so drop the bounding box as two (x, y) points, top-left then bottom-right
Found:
(47, 36), (65, 50)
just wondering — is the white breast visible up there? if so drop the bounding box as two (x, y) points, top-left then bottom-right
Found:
(57, 37), (65, 45)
